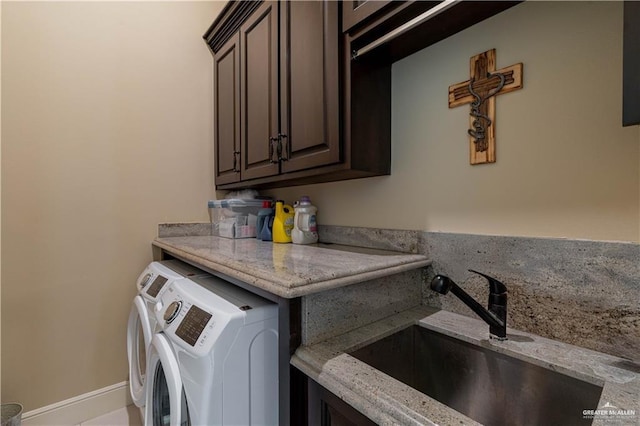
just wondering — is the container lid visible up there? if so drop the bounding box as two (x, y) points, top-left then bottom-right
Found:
(207, 199), (265, 209)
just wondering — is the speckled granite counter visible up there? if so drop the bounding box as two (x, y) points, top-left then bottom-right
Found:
(292, 307), (640, 426)
(153, 236), (430, 298)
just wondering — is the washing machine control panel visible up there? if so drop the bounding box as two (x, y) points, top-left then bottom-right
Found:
(175, 305), (213, 347)
(155, 278), (245, 356)
(137, 262), (185, 302)
(146, 276), (168, 298)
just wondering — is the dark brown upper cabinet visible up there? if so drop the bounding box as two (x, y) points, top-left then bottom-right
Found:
(213, 34), (241, 185)
(239, 1), (342, 180)
(280, 1), (341, 175)
(623, 1), (640, 126)
(239, 1), (280, 181)
(205, 0), (354, 190)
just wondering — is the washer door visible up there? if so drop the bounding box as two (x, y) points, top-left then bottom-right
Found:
(146, 334), (191, 426)
(127, 296), (152, 407)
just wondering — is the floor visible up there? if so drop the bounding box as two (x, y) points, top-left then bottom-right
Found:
(78, 405), (142, 426)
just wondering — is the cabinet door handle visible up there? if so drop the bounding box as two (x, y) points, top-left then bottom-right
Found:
(269, 137), (279, 164)
(233, 151), (240, 172)
(278, 134), (289, 161)
(352, 0), (460, 59)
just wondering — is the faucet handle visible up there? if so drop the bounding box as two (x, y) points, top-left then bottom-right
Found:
(431, 275), (454, 295)
(468, 269), (507, 294)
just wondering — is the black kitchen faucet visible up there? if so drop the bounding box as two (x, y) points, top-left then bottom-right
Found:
(431, 270), (508, 340)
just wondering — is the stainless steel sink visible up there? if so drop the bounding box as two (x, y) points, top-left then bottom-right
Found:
(349, 325), (603, 426)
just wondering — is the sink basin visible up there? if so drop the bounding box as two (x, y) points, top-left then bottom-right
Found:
(350, 325), (603, 426)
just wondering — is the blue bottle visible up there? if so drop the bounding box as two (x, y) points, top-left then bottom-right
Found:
(256, 201), (273, 240)
(260, 214), (274, 241)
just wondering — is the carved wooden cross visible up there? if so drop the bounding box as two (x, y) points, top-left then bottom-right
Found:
(449, 49), (523, 164)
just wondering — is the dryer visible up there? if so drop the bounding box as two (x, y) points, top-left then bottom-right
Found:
(127, 261), (208, 412)
(145, 274), (279, 426)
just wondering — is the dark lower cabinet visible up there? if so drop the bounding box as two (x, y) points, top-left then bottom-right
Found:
(307, 377), (377, 426)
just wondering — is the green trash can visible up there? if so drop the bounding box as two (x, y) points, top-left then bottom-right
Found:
(1, 403), (22, 426)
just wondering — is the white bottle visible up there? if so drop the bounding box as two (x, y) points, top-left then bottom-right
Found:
(291, 196), (318, 244)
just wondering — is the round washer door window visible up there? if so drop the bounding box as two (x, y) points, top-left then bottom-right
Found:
(152, 362), (191, 426)
(127, 296), (152, 407)
(147, 334), (190, 426)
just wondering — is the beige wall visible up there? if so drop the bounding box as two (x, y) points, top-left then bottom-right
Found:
(265, 1), (640, 243)
(2, 1), (224, 411)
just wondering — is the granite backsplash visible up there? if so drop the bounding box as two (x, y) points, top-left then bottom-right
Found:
(420, 232), (640, 362)
(318, 225), (640, 363)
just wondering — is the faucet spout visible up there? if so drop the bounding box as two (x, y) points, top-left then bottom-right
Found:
(431, 270), (507, 340)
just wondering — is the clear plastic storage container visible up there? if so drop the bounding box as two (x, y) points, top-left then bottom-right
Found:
(208, 199), (264, 239)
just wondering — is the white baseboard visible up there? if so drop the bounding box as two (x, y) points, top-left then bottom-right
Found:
(22, 382), (133, 426)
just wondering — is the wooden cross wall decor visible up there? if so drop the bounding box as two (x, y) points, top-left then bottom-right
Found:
(449, 49), (523, 165)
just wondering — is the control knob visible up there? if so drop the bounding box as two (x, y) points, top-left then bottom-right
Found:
(139, 273), (153, 288)
(164, 301), (182, 324)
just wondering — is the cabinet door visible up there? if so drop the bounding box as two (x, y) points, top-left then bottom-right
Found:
(279, 0), (341, 174)
(240, 1), (280, 181)
(213, 34), (241, 185)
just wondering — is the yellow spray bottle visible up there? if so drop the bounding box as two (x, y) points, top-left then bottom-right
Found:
(273, 200), (295, 243)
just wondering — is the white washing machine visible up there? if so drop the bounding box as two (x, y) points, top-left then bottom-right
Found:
(127, 261), (209, 414)
(145, 274), (279, 426)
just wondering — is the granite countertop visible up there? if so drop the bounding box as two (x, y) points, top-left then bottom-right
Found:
(153, 236), (430, 298)
(291, 307), (640, 426)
